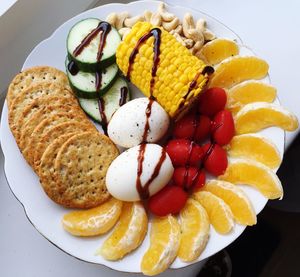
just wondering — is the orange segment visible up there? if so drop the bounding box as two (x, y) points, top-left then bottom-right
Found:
(203, 180), (256, 226)
(209, 56), (269, 88)
(141, 215), (180, 276)
(219, 159), (283, 199)
(235, 102), (299, 134)
(99, 202), (147, 260)
(62, 198), (123, 236)
(199, 38), (239, 65)
(227, 134), (281, 169)
(226, 81), (277, 114)
(193, 191), (234, 234)
(178, 199), (210, 262)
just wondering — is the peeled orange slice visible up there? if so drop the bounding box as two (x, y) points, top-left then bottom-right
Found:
(209, 56), (269, 88)
(203, 180), (256, 226)
(62, 198), (123, 236)
(227, 134), (281, 169)
(199, 38), (239, 65)
(178, 199), (210, 262)
(99, 202), (147, 260)
(235, 102), (299, 134)
(219, 159), (283, 199)
(141, 215), (180, 276)
(226, 81), (277, 113)
(193, 191), (234, 234)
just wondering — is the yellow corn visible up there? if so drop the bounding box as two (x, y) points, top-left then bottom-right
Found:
(116, 22), (209, 118)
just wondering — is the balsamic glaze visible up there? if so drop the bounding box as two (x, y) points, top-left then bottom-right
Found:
(95, 70), (102, 92)
(73, 21), (111, 59)
(97, 97), (108, 135)
(67, 60), (79, 76)
(136, 146), (167, 200)
(182, 65), (215, 101)
(127, 28), (163, 200)
(126, 27), (161, 97)
(119, 87), (128, 106)
(69, 21), (112, 134)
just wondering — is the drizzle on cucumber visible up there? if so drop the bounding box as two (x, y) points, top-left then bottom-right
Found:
(69, 21), (112, 134)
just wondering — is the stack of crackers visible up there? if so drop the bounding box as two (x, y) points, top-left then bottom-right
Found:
(7, 66), (119, 208)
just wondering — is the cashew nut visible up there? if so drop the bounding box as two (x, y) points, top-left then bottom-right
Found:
(182, 13), (195, 37)
(162, 17), (180, 32)
(115, 11), (130, 30)
(143, 10), (152, 22)
(118, 27), (131, 39)
(183, 38), (194, 49)
(106, 13), (118, 28)
(158, 2), (176, 22)
(173, 33), (186, 47)
(196, 18), (206, 32)
(124, 15), (144, 28)
(150, 12), (162, 26)
(203, 29), (216, 41)
(185, 28), (204, 44)
(190, 40), (204, 55)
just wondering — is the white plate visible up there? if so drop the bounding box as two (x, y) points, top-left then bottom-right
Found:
(0, 0), (284, 273)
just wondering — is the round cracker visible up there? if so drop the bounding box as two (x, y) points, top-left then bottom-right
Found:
(34, 121), (95, 170)
(8, 82), (77, 141)
(18, 96), (90, 150)
(39, 133), (78, 205)
(54, 131), (119, 208)
(24, 112), (89, 169)
(7, 66), (69, 107)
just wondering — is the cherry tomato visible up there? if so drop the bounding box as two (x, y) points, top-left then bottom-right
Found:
(202, 143), (228, 176)
(148, 185), (188, 216)
(198, 87), (227, 116)
(173, 113), (211, 142)
(212, 110), (235, 146)
(173, 167), (206, 191)
(165, 139), (204, 167)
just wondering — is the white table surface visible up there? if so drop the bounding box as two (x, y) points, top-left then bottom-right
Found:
(1, 0), (300, 276)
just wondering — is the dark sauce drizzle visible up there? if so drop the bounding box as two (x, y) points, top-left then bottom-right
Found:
(137, 146), (167, 200)
(126, 28), (163, 200)
(68, 21), (111, 135)
(182, 65), (214, 101)
(180, 119), (223, 191)
(68, 21), (112, 135)
(119, 87), (128, 106)
(67, 60), (79, 76)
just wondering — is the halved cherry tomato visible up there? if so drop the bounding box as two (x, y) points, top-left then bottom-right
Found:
(212, 110), (235, 145)
(198, 87), (227, 116)
(165, 139), (203, 167)
(173, 113), (211, 142)
(202, 143), (228, 176)
(173, 167), (206, 191)
(148, 185), (188, 216)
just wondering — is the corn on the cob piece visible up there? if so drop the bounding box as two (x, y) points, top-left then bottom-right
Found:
(116, 22), (210, 118)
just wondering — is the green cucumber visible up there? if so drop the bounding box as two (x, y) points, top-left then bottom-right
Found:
(67, 18), (121, 72)
(78, 77), (130, 123)
(66, 58), (119, 98)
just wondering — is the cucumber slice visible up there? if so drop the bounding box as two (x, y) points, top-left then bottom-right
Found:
(67, 18), (121, 72)
(66, 59), (119, 98)
(78, 77), (130, 123)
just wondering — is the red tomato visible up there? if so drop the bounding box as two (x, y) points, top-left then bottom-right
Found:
(148, 185), (188, 216)
(192, 170), (206, 191)
(165, 139), (204, 167)
(173, 113), (211, 142)
(202, 143), (228, 176)
(173, 167), (206, 191)
(212, 110), (235, 145)
(198, 87), (227, 116)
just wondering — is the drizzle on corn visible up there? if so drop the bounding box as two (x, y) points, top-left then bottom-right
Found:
(116, 22), (210, 118)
